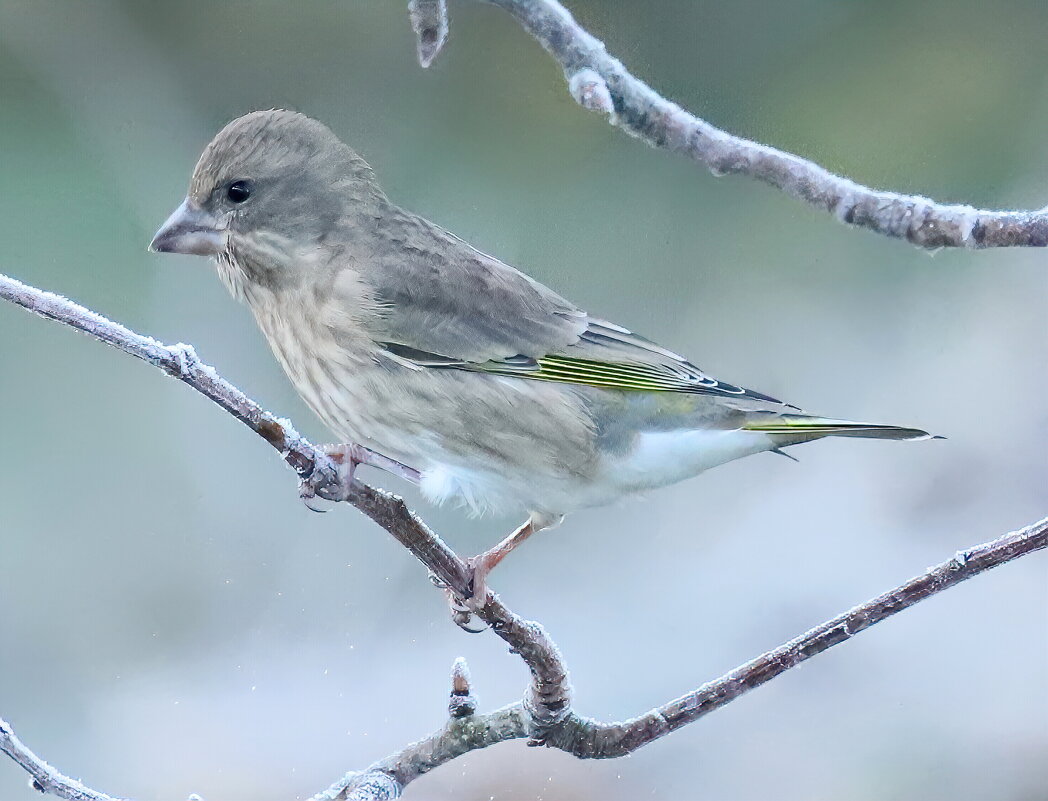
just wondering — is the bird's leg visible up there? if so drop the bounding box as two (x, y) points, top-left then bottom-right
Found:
(435, 519), (537, 634)
(436, 513), (563, 631)
(330, 443), (367, 488)
(467, 519), (536, 604)
(299, 443), (365, 512)
(466, 512), (563, 605)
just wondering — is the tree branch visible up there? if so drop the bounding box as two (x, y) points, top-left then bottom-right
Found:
(319, 516), (1047, 800)
(546, 517), (1048, 757)
(2, 272), (1043, 799)
(0, 719), (124, 801)
(444, 0), (1048, 250)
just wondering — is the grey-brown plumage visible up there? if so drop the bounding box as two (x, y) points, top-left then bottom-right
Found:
(151, 110), (934, 560)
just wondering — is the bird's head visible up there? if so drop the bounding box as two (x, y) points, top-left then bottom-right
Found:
(150, 110), (382, 291)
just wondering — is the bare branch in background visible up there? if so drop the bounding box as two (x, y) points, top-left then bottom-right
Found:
(2, 272), (1045, 799)
(408, 0), (449, 67)
(445, 0), (1048, 250)
(0, 718), (124, 801)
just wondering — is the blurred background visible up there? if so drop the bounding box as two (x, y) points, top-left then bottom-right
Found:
(0, 1), (1045, 799)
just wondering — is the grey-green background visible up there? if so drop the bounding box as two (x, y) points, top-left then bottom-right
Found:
(0, 1), (1045, 799)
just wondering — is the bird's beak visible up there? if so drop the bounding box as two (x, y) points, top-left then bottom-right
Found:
(149, 198), (226, 256)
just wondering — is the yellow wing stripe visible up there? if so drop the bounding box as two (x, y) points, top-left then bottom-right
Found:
(475, 355), (739, 394)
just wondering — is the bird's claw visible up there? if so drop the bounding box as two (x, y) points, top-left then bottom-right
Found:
(450, 584), (492, 634)
(450, 597), (488, 633)
(298, 471), (337, 512)
(298, 444), (363, 511)
(300, 488), (334, 513)
(429, 571), (488, 633)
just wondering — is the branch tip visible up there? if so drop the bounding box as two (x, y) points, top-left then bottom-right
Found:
(448, 657), (477, 718)
(408, 0), (449, 68)
(450, 656), (471, 694)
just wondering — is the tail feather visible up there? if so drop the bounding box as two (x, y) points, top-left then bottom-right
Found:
(744, 415), (939, 442)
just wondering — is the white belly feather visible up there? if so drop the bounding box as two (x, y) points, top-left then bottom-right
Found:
(606, 429), (778, 491)
(419, 428), (777, 517)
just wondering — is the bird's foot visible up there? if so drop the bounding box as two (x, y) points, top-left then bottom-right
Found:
(429, 572), (487, 633)
(465, 553), (497, 609)
(449, 594), (488, 633)
(298, 443), (365, 512)
(428, 516), (550, 633)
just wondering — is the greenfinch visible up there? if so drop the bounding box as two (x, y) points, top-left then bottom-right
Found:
(151, 111), (934, 594)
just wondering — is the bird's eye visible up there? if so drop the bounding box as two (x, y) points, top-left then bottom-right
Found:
(226, 180), (252, 204)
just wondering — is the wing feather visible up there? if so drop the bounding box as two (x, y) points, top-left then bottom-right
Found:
(352, 210), (792, 407)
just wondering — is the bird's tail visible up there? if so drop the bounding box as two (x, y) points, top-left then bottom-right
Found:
(743, 414), (938, 441)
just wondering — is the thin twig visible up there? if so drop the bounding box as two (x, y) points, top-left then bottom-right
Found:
(0, 718), (125, 801)
(547, 516), (1048, 757)
(0, 272), (449, 568)
(1, 274), (1044, 801)
(468, 0), (1048, 249)
(448, 657), (478, 718)
(0, 274), (424, 488)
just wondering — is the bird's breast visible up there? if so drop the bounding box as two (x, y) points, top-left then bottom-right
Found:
(250, 300), (603, 512)
(250, 294), (388, 444)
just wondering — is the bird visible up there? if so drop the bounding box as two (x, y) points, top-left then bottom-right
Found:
(150, 110), (936, 602)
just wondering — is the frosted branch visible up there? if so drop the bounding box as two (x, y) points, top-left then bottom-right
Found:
(1, 272), (1044, 800)
(0, 718), (124, 801)
(454, 0), (1048, 250)
(547, 516), (1048, 756)
(407, 0), (448, 68)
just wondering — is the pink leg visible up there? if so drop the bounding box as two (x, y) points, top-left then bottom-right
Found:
(441, 513), (562, 631)
(331, 443), (364, 487)
(467, 518), (538, 603)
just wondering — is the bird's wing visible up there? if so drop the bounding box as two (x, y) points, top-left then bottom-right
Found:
(354, 214), (587, 363)
(443, 319), (790, 406)
(354, 215), (791, 407)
